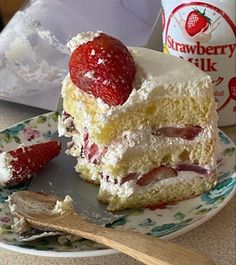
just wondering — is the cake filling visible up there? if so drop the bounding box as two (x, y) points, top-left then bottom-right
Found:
(82, 129), (107, 164)
(151, 126), (203, 140)
(104, 163), (210, 187)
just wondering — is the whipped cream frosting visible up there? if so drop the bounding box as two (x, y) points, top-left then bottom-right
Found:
(102, 124), (217, 165)
(69, 126), (215, 163)
(99, 171), (216, 199)
(0, 152), (14, 186)
(58, 113), (76, 137)
(67, 31), (102, 52)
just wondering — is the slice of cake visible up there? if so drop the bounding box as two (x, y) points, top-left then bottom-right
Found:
(58, 32), (218, 211)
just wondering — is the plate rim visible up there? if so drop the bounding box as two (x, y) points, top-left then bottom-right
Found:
(0, 187), (235, 258)
(0, 111), (235, 258)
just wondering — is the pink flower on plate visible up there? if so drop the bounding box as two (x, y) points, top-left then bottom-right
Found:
(0, 216), (10, 223)
(22, 128), (41, 141)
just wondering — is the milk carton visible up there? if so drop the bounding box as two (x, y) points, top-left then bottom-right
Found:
(162, 0), (236, 126)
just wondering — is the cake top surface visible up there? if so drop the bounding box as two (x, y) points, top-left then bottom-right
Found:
(131, 47), (209, 85)
(62, 46), (214, 117)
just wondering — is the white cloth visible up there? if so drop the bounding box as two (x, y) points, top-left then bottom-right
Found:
(0, 0), (162, 110)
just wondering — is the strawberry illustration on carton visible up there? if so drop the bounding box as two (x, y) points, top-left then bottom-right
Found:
(185, 8), (212, 38)
(161, 0), (236, 126)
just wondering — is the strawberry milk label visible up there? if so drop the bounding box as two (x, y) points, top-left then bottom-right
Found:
(161, 0), (236, 126)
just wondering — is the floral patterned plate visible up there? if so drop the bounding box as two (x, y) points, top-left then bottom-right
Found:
(0, 112), (235, 257)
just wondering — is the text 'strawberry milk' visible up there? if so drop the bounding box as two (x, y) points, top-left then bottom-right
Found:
(161, 0), (236, 126)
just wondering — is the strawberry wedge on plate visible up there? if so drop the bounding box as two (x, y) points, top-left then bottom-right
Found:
(0, 140), (61, 186)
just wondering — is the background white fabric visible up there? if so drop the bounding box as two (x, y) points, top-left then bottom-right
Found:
(0, 0), (162, 110)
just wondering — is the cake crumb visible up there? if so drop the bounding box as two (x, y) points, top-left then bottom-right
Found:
(52, 195), (73, 215)
(11, 217), (31, 234)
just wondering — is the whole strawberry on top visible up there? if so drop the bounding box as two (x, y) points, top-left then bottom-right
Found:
(185, 9), (211, 37)
(69, 32), (136, 106)
(0, 140), (61, 186)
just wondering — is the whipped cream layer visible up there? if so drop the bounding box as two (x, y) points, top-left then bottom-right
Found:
(67, 31), (101, 52)
(101, 125), (217, 165)
(0, 152), (14, 186)
(99, 170), (216, 199)
(64, 125), (216, 164)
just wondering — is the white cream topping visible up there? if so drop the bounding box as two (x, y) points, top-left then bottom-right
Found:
(0, 152), (14, 186)
(67, 31), (102, 52)
(58, 115), (70, 137)
(100, 171), (214, 199)
(58, 112), (77, 137)
(52, 195), (73, 215)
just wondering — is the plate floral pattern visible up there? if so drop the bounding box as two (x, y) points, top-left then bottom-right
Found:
(0, 112), (235, 257)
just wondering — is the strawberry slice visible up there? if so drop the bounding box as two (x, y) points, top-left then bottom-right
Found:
(0, 141), (61, 186)
(152, 126), (202, 140)
(83, 129), (107, 164)
(120, 173), (139, 185)
(136, 166), (177, 186)
(176, 162), (209, 175)
(69, 32), (136, 106)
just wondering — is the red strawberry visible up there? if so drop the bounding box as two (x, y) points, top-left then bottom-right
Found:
(69, 33), (136, 106)
(152, 126), (203, 140)
(0, 141), (61, 186)
(136, 166), (177, 186)
(185, 9), (211, 37)
(120, 173), (139, 185)
(176, 162), (209, 175)
(82, 129), (107, 164)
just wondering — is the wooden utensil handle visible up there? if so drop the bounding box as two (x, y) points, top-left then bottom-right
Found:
(48, 214), (216, 265)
